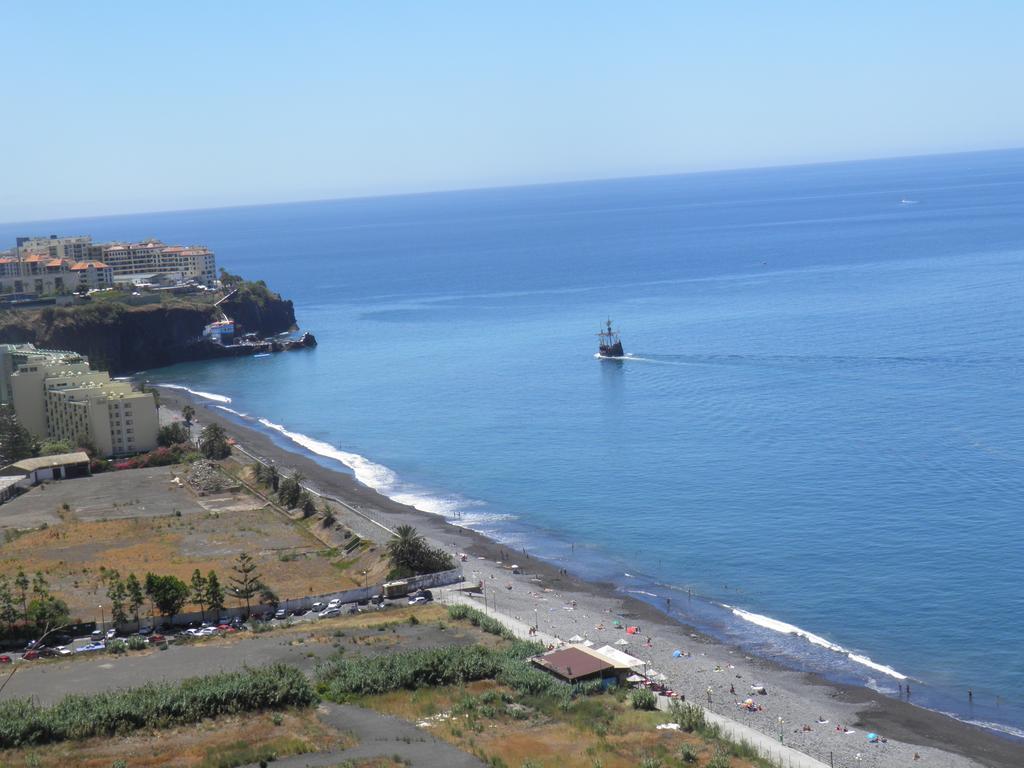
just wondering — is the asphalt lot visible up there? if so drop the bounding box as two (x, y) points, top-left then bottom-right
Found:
(0, 601), (456, 703)
(0, 466), (208, 529)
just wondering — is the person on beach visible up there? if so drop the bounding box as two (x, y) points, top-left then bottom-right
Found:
(706, 686), (713, 704)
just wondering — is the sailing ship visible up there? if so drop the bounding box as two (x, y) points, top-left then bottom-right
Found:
(597, 319), (624, 358)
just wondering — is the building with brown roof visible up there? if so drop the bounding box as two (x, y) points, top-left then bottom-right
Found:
(530, 646), (616, 684)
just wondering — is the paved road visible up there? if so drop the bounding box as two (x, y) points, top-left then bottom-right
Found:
(241, 703), (485, 768)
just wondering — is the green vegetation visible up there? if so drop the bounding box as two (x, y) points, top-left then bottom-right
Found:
(0, 663), (316, 748)
(230, 551), (265, 617)
(144, 572), (190, 619)
(630, 688), (658, 711)
(199, 735), (314, 768)
(157, 421), (191, 446)
(0, 405), (35, 465)
(385, 524), (454, 578)
(199, 422), (232, 459)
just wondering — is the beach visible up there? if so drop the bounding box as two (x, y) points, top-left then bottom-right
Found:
(157, 386), (1022, 768)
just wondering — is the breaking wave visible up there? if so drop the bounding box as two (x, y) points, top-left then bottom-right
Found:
(727, 605), (907, 680)
(157, 383), (232, 403)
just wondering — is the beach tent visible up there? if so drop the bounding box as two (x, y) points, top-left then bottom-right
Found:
(583, 640), (595, 647)
(614, 638), (630, 646)
(569, 634), (585, 643)
(672, 649), (683, 657)
(866, 733), (879, 743)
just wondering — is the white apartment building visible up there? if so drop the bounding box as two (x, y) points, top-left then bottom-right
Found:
(16, 235), (92, 262)
(9, 353), (158, 457)
(95, 240), (217, 283)
(0, 254), (114, 295)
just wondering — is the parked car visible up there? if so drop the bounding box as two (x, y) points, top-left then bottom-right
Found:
(38, 648), (59, 658)
(318, 607), (342, 618)
(311, 601), (325, 612)
(90, 629), (104, 641)
(273, 608), (287, 620)
(326, 598), (342, 610)
(56, 646), (73, 657)
(408, 595), (430, 606)
(105, 628), (117, 640)
(137, 626), (154, 636)
(77, 642), (106, 653)
(21, 650), (39, 660)
(148, 634), (166, 645)
(229, 616), (244, 627)
(0, 654), (11, 664)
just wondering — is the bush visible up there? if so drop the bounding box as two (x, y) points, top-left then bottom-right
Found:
(669, 701), (708, 733)
(679, 745), (697, 763)
(630, 688), (657, 711)
(447, 605), (516, 640)
(106, 639), (127, 655)
(0, 663), (315, 748)
(126, 635), (147, 651)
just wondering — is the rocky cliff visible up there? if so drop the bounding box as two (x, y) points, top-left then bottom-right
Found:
(0, 292), (297, 374)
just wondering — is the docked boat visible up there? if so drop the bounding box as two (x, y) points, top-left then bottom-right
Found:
(597, 319), (624, 358)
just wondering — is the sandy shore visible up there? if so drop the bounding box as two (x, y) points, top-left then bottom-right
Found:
(157, 387), (1022, 768)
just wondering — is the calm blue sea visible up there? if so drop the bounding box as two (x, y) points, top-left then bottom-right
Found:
(4, 149), (1023, 738)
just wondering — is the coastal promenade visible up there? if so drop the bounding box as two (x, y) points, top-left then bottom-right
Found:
(444, 589), (831, 768)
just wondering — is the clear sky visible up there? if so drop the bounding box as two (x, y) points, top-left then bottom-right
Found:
(3, 1), (1022, 223)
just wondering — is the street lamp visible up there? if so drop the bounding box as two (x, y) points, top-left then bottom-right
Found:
(99, 604), (105, 633)
(778, 716), (784, 743)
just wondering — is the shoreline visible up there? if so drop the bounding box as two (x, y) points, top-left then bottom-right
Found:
(157, 386), (1022, 768)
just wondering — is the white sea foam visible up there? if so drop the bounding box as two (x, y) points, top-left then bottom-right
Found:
(255, 417), (488, 520)
(626, 589), (658, 597)
(942, 714), (1024, 741)
(215, 405), (249, 418)
(726, 605), (908, 680)
(157, 383), (232, 403)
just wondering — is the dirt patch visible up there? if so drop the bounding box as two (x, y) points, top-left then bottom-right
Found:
(0, 502), (389, 621)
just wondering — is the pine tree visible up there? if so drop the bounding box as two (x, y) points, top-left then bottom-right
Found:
(206, 571), (225, 621)
(0, 576), (17, 633)
(125, 573), (145, 625)
(0, 405), (36, 466)
(14, 570), (29, 624)
(190, 569), (208, 621)
(107, 573), (129, 626)
(229, 552), (262, 618)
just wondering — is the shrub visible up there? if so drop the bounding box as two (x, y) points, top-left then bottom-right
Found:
(0, 663), (315, 748)
(669, 701), (708, 733)
(126, 635), (147, 651)
(630, 688), (657, 711)
(679, 745), (698, 763)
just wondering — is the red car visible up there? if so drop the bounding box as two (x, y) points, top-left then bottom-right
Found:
(21, 650), (39, 660)
(148, 634), (166, 644)
(0, 655), (11, 664)
(216, 624), (237, 633)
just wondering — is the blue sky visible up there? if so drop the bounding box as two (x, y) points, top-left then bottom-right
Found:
(3, 2), (1022, 222)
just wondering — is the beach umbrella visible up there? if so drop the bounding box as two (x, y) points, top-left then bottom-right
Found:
(612, 620), (622, 627)
(866, 733), (879, 743)
(672, 649), (682, 657)
(614, 638), (629, 646)
(626, 673), (645, 683)
(583, 640), (595, 647)
(569, 634), (584, 643)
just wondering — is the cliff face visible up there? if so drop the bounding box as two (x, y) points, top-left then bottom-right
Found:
(0, 294), (297, 374)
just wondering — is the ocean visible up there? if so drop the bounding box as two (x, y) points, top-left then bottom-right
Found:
(4, 148), (1023, 739)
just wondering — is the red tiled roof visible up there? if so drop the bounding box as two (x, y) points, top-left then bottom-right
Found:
(70, 261), (108, 270)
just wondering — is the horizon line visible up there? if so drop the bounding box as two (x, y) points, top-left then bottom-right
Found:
(3, 144), (1022, 229)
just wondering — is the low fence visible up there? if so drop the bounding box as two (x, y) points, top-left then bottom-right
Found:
(118, 567), (465, 630)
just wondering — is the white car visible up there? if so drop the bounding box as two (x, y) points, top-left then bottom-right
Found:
(326, 598), (341, 610)
(318, 607), (342, 618)
(56, 646), (73, 657)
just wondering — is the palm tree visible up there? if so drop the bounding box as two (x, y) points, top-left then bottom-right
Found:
(182, 405), (196, 435)
(386, 525), (425, 573)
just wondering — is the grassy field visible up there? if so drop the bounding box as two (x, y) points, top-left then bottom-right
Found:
(0, 708), (346, 768)
(0, 465), (390, 621)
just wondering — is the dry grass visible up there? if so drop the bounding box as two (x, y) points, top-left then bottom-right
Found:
(359, 685), (762, 768)
(0, 503), (389, 620)
(0, 708), (348, 768)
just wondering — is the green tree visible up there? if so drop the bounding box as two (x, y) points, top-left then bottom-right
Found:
(0, 576), (17, 633)
(190, 569), (208, 621)
(13, 569), (29, 624)
(37, 439), (73, 456)
(182, 405), (196, 434)
(107, 572), (129, 626)
(277, 471), (304, 509)
(199, 423), (231, 459)
(157, 422), (191, 447)
(0, 405), (36, 465)
(385, 525), (454, 577)
(206, 571), (225, 621)
(27, 595), (70, 630)
(144, 573), (190, 619)
(266, 464), (280, 491)
(259, 584), (278, 608)
(229, 552), (262, 617)
(31, 571), (49, 603)
(125, 573), (145, 625)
